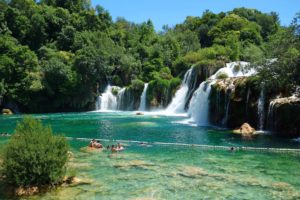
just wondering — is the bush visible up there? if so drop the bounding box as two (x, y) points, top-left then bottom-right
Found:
(131, 79), (145, 91)
(233, 63), (241, 73)
(216, 72), (229, 79)
(3, 117), (69, 187)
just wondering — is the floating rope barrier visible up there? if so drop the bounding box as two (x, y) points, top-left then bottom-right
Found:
(65, 136), (300, 154)
(2, 134), (300, 154)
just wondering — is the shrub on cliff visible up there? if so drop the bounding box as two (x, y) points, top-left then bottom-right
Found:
(3, 117), (69, 187)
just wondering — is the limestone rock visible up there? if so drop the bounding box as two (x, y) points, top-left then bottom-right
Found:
(233, 123), (256, 136)
(15, 186), (39, 196)
(268, 97), (300, 137)
(177, 166), (207, 178)
(2, 108), (13, 115)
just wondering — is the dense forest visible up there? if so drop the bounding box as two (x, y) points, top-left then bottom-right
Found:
(0, 0), (299, 113)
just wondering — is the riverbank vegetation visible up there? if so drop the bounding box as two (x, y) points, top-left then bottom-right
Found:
(0, 117), (69, 196)
(0, 0), (299, 113)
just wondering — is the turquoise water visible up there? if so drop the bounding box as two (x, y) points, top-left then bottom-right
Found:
(0, 112), (300, 199)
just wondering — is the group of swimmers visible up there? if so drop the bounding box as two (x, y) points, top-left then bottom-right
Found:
(88, 139), (124, 152)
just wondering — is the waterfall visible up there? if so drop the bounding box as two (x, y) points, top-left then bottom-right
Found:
(139, 83), (149, 111)
(95, 96), (101, 110)
(257, 89), (265, 130)
(96, 85), (119, 111)
(166, 68), (193, 113)
(222, 91), (231, 126)
(267, 100), (276, 131)
(245, 88), (251, 118)
(117, 88), (126, 110)
(188, 82), (212, 126)
(222, 83), (235, 126)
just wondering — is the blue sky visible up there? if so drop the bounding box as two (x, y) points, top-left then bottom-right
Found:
(91, 0), (299, 30)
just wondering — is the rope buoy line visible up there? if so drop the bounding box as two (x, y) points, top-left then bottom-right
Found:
(1, 134), (300, 154)
(66, 137), (300, 154)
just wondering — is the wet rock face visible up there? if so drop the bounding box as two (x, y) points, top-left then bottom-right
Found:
(209, 76), (300, 137)
(209, 77), (260, 129)
(267, 97), (300, 137)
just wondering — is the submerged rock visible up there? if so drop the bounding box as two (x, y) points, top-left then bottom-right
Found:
(62, 176), (93, 187)
(233, 123), (256, 137)
(80, 147), (104, 153)
(113, 160), (155, 170)
(177, 166), (207, 178)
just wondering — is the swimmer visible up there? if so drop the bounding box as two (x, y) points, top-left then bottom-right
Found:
(111, 145), (117, 153)
(116, 143), (124, 151)
(106, 145), (110, 150)
(95, 140), (103, 149)
(89, 139), (96, 147)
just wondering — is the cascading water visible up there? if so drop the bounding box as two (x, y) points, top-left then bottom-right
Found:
(188, 82), (212, 126)
(187, 61), (256, 126)
(95, 96), (101, 111)
(117, 88), (126, 110)
(245, 88), (251, 118)
(257, 89), (265, 130)
(96, 85), (118, 111)
(166, 68), (193, 113)
(221, 83), (235, 126)
(267, 100), (276, 131)
(139, 83), (149, 111)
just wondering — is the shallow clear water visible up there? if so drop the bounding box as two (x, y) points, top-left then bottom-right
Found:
(0, 112), (300, 200)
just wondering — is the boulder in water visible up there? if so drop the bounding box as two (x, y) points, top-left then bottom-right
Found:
(136, 112), (144, 116)
(233, 123), (256, 136)
(2, 108), (13, 115)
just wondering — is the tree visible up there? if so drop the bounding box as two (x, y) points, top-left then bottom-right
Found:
(0, 35), (43, 107)
(41, 0), (91, 12)
(3, 117), (69, 187)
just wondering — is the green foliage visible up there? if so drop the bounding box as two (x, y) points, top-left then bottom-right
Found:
(130, 79), (144, 91)
(241, 44), (264, 63)
(255, 19), (300, 92)
(111, 87), (120, 96)
(3, 117), (69, 187)
(0, 0), (296, 112)
(216, 72), (229, 79)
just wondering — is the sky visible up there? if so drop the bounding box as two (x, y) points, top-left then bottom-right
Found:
(91, 0), (299, 31)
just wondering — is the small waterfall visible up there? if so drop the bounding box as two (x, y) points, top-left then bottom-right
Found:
(222, 95), (230, 126)
(245, 88), (251, 119)
(117, 88), (126, 110)
(257, 89), (265, 130)
(95, 96), (101, 110)
(166, 68), (193, 113)
(188, 82), (212, 126)
(96, 85), (118, 111)
(139, 83), (149, 111)
(267, 100), (276, 131)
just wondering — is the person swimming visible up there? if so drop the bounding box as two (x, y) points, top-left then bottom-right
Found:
(116, 143), (124, 151)
(89, 139), (96, 147)
(111, 145), (117, 153)
(95, 140), (103, 149)
(88, 139), (103, 149)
